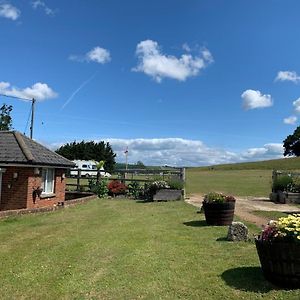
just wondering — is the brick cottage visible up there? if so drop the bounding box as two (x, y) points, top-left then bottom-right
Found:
(0, 131), (74, 211)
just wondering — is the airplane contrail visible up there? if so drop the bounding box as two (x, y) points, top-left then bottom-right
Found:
(60, 72), (98, 110)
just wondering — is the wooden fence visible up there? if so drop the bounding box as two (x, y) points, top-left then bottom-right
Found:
(66, 168), (186, 192)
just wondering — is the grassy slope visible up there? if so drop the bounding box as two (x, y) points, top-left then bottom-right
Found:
(194, 156), (300, 171)
(186, 157), (300, 197)
(0, 199), (299, 299)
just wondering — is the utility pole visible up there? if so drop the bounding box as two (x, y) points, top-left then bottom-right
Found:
(124, 147), (128, 170)
(124, 147), (128, 181)
(30, 98), (35, 139)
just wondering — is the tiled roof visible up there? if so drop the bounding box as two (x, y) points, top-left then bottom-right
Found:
(0, 131), (75, 168)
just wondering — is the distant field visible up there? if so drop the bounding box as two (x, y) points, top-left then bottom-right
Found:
(185, 157), (300, 197)
(186, 169), (272, 197)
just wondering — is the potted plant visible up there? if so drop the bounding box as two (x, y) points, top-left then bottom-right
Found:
(255, 214), (300, 288)
(202, 192), (236, 226)
(270, 175), (293, 203)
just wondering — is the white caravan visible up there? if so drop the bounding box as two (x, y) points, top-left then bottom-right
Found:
(70, 160), (111, 177)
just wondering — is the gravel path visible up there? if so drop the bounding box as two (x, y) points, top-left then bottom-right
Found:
(185, 194), (300, 228)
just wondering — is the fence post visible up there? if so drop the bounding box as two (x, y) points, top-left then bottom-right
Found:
(272, 170), (277, 192)
(178, 168), (186, 199)
(77, 169), (81, 191)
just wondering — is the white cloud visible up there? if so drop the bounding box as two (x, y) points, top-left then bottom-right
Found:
(293, 98), (300, 113)
(284, 116), (297, 125)
(0, 81), (57, 101)
(69, 47), (111, 64)
(241, 143), (284, 161)
(0, 3), (20, 20)
(31, 1), (55, 16)
(241, 89), (273, 110)
(275, 71), (300, 84)
(50, 138), (284, 167)
(133, 40), (213, 82)
(182, 43), (191, 52)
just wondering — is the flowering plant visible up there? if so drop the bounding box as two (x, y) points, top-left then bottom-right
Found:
(259, 214), (300, 242)
(143, 180), (170, 201)
(203, 192), (236, 204)
(107, 180), (127, 196)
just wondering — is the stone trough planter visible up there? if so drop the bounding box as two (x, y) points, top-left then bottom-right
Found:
(153, 189), (183, 201)
(269, 192), (300, 204)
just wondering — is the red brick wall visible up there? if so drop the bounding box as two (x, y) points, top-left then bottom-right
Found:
(0, 167), (67, 211)
(1, 167), (29, 210)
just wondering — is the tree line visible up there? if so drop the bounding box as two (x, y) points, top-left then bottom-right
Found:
(55, 141), (116, 173)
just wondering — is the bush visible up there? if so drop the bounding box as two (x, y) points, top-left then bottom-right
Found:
(143, 180), (170, 201)
(127, 181), (142, 199)
(273, 175), (293, 192)
(89, 179), (109, 198)
(167, 178), (184, 190)
(108, 180), (127, 196)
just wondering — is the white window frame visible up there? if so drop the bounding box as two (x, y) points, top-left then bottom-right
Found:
(41, 168), (55, 195)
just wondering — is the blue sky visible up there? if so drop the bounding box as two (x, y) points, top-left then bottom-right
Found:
(1, 0), (300, 166)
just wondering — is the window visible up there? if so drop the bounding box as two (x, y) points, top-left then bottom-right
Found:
(42, 168), (55, 194)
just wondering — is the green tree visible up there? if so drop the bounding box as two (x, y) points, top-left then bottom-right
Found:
(0, 104), (13, 131)
(283, 126), (300, 156)
(56, 141), (116, 172)
(136, 160), (145, 168)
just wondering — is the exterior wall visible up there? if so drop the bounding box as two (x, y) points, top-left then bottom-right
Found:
(0, 166), (67, 211)
(1, 167), (29, 210)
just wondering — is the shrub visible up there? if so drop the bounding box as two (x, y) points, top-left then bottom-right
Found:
(108, 180), (127, 196)
(143, 180), (170, 201)
(167, 178), (184, 190)
(286, 177), (300, 193)
(89, 179), (109, 198)
(273, 175), (293, 192)
(127, 181), (142, 199)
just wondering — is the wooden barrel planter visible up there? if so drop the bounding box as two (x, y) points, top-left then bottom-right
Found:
(203, 201), (235, 226)
(255, 239), (300, 288)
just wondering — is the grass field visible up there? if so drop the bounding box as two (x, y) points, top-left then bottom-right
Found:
(186, 169), (272, 197)
(0, 199), (299, 299)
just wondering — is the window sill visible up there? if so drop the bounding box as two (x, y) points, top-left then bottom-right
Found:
(40, 193), (56, 199)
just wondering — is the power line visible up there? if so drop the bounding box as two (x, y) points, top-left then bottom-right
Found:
(0, 93), (36, 138)
(0, 93), (31, 102)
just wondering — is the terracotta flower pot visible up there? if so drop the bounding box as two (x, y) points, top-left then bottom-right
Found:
(255, 239), (300, 288)
(202, 201), (235, 226)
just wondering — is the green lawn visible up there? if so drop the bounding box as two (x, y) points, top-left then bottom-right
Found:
(0, 199), (299, 299)
(186, 169), (272, 197)
(251, 210), (289, 220)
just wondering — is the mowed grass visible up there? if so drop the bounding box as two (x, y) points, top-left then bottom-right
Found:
(0, 199), (299, 299)
(186, 169), (272, 197)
